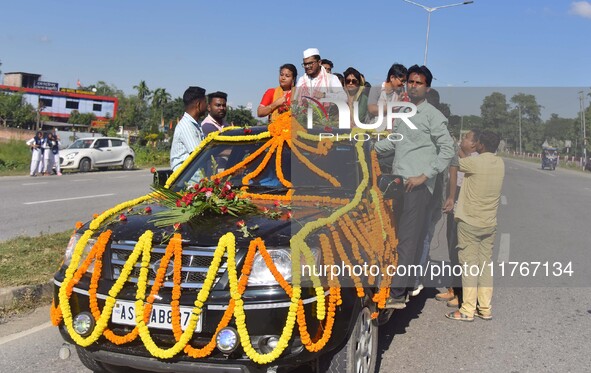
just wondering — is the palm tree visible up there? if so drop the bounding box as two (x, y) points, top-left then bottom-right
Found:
(151, 88), (171, 109)
(133, 80), (151, 102)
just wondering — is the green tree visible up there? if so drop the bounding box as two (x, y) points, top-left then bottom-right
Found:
(510, 93), (543, 152)
(68, 110), (96, 126)
(225, 105), (258, 127)
(480, 92), (509, 135)
(133, 80), (151, 102)
(0, 92), (36, 128)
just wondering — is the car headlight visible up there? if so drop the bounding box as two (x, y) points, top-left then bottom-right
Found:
(66, 152), (78, 160)
(63, 234), (96, 272)
(247, 247), (320, 286)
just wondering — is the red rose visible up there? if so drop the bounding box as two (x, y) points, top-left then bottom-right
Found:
(145, 206), (152, 214)
(119, 214), (127, 221)
(173, 223), (181, 230)
(324, 126), (333, 132)
(150, 167), (156, 174)
(244, 128), (252, 134)
(261, 207), (269, 213)
(237, 220), (245, 228)
(273, 200), (280, 207)
(214, 178), (221, 185)
(220, 206), (228, 214)
(226, 192), (236, 200)
(176, 200), (182, 207)
(286, 211), (293, 219)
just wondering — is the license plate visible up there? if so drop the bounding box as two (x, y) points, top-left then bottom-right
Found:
(111, 300), (202, 332)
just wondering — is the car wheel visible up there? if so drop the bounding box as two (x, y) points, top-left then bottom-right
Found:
(76, 346), (129, 373)
(123, 156), (134, 170)
(79, 158), (91, 173)
(317, 306), (378, 373)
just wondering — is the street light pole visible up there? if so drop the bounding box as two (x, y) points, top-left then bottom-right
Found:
(579, 91), (587, 166)
(518, 105), (522, 155)
(403, 0), (474, 66)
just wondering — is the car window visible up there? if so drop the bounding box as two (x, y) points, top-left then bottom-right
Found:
(69, 139), (93, 149)
(94, 139), (110, 148)
(111, 139), (123, 147)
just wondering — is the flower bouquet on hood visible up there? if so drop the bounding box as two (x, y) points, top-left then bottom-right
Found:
(150, 177), (258, 227)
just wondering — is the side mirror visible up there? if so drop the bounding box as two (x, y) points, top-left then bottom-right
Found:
(153, 169), (173, 187)
(378, 174), (404, 201)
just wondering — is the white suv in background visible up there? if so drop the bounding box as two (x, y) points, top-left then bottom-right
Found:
(60, 137), (135, 172)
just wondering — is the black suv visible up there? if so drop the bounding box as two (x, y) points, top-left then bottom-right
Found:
(52, 124), (402, 373)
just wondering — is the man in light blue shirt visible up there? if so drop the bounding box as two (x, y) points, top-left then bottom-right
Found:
(170, 86), (207, 171)
(374, 65), (455, 308)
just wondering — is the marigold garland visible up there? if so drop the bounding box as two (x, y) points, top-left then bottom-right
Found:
(51, 113), (403, 364)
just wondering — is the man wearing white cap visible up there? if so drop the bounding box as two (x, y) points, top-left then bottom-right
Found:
(294, 48), (346, 105)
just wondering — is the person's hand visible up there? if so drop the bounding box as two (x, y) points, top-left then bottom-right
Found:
(405, 175), (427, 192)
(273, 95), (287, 107)
(313, 91), (326, 100)
(442, 197), (455, 213)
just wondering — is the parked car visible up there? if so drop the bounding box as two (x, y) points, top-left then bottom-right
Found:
(59, 137), (135, 172)
(585, 156), (591, 172)
(51, 118), (403, 373)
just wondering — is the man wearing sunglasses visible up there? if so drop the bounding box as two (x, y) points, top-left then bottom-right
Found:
(294, 48), (346, 105)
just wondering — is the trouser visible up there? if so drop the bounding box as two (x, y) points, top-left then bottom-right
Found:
(53, 153), (61, 174)
(30, 149), (42, 175)
(447, 188), (462, 296)
(415, 196), (443, 287)
(457, 220), (496, 317)
(43, 150), (53, 173)
(390, 185), (431, 298)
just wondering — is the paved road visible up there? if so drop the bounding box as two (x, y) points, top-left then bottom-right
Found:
(1, 158), (591, 372)
(0, 170), (154, 241)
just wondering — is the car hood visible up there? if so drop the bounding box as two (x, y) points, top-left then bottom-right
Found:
(90, 199), (338, 247)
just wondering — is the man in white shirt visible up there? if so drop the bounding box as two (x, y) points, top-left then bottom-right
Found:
(294, 48), (346, 105)
(170, 86), (207, 171)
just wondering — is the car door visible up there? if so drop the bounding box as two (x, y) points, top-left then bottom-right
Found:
(92, 138), (112, 165)
(109, 139), (127, 165)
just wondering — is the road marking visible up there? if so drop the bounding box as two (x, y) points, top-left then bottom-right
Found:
(501, 195), (507, 205)
(22, 182), (48, 186)
(0, 321), (52, 346)
(23, 193), (115, 205)
(497, 233), (510, 263)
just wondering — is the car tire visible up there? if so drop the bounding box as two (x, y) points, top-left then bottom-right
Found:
(123, 156), (134, 170)
(79, 158), (91, 173)
(317, 306), (378, 373)
(76, 346), (129, 373)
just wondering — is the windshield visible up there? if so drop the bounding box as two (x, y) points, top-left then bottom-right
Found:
(68, 139), (94, 149)
(171, 140), (361, 193)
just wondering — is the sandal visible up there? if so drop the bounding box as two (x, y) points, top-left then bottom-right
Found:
(445, 311), (474, 322)
(475, 312), (492, 320)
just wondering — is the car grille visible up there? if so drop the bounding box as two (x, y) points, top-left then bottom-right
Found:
(110, 242), (227, 289)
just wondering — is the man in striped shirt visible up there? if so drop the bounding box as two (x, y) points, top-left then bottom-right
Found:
(170, 86), (207, 171)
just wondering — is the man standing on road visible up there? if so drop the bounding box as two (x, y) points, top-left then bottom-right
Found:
(446, 130), (505, 322)
(201, 91), (230, 136)
(170, 86), (207, 171)
(374, 65), (455, 309)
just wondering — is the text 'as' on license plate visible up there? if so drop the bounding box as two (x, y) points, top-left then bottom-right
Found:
(111, 300), (202, 332)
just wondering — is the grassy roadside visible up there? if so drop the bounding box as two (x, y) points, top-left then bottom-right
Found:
(0, 140), (169, 176)
(0, 230), (71, 287)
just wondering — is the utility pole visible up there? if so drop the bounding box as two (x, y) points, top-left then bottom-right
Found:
(518, 105), (522, 155)
(580, 91), (587, 166)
